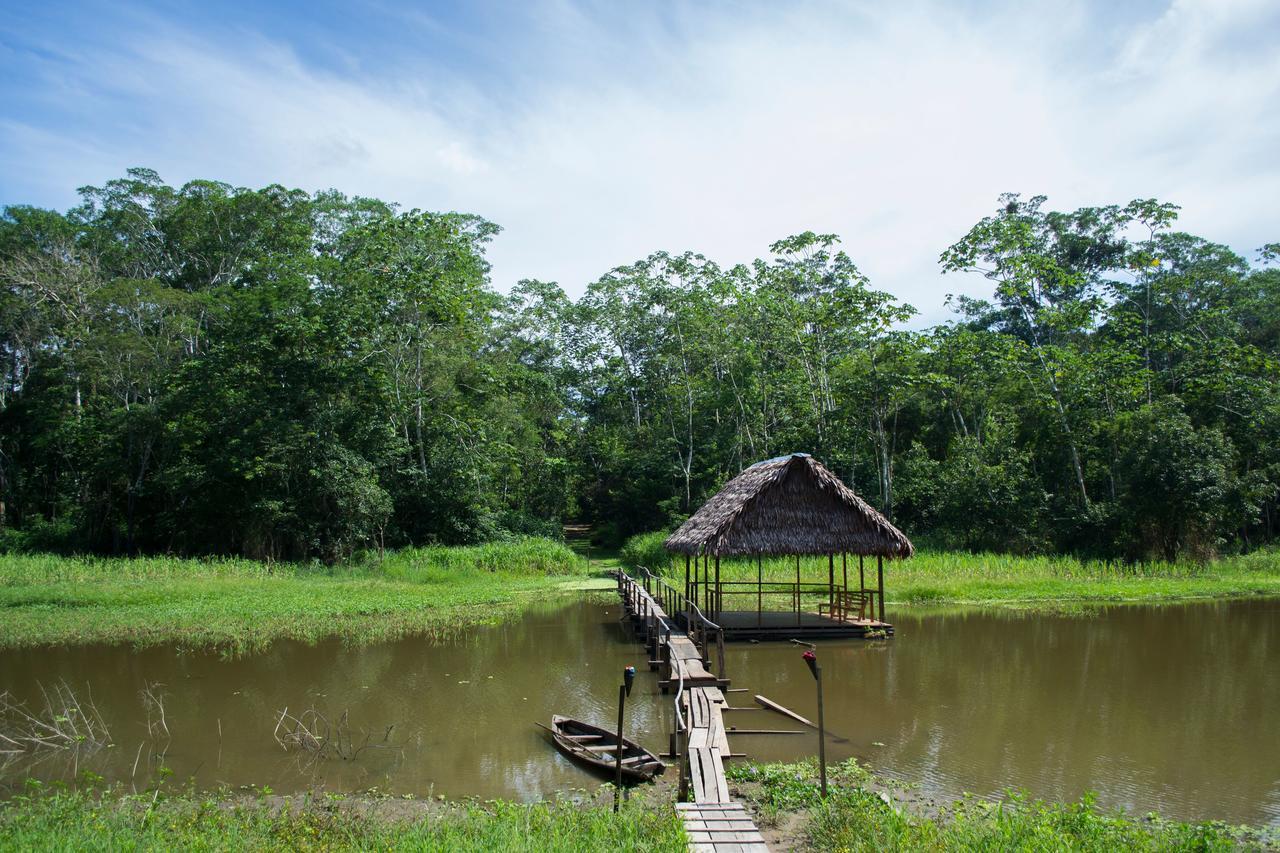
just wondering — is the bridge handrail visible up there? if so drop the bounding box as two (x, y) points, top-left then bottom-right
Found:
(636, 565), (721, 633)
(616, 567), (690, 799)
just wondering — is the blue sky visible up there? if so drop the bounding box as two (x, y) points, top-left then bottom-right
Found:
(3, 0), (1278, 321)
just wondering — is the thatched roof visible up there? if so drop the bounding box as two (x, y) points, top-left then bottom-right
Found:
(664, 453), (913, 559)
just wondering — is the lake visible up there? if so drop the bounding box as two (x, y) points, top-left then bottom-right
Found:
(1, 595), (1276, 826)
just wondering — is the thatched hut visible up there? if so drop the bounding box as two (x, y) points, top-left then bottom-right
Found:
(664, 453), (912, 637)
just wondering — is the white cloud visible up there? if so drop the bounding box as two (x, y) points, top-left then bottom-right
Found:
(2, 1), (1277, 324)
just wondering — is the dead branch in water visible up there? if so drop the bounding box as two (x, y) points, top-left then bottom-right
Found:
(272, 706), (398, 762)
(139, 682), (170, 740)
(0, 681), (111, 756)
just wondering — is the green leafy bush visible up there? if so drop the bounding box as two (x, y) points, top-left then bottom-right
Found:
(620, 531), (672, 573)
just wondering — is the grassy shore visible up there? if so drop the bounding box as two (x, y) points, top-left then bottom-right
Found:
(0, 539), (592, 653)
(725, 760), (1272, 851)
(0, 785), (684, 852)
(622, 532), (1280, 607)
(2, 769), (1270, 852)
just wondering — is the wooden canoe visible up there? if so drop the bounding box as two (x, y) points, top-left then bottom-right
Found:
(544, 715), (665, 782)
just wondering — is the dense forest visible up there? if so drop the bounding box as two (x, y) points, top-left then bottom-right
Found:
(1, 169), (1277, 561)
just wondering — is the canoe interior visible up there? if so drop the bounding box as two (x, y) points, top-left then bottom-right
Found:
(547, 715), (665, 781)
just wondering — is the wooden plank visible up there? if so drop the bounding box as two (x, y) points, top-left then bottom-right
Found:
(754, 695), (817, 729)
(685, 831), (767, 843)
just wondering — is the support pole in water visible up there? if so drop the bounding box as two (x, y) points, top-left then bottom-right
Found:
(615, 665), (636, 812)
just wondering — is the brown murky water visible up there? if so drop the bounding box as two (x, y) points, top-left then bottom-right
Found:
(1, 596), (1277, 826)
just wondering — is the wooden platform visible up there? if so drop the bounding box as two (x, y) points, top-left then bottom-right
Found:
(708, 609), (893, 641)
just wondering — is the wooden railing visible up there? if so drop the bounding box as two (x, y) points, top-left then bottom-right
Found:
(635, 566), (726, 680)
(687, 579), (884, 624)
(614, 567), (697, 800)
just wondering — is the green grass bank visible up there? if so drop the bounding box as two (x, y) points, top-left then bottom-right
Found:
(622, 531), (1280, 607)
(726, 760), (1272, 851)
(2, 768), (1271, 852)
(0, 785), (684, 853)
(0, 538), (592, 653)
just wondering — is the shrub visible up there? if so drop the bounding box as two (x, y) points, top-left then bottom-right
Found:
(620, 531), (672, 573)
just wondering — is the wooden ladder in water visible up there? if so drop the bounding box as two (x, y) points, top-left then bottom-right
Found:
(617, 570), (769, 852)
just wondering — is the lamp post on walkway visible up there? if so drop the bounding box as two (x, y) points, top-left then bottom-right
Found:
(792, 640), (827, 797)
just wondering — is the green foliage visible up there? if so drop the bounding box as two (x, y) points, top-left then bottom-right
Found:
(0, 786), (686, 852)
(619, 531), (672, 572)
(729, 761), (1262, 851)
(3, 173), (1279, 562)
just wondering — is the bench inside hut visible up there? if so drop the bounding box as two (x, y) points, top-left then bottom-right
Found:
(663, 453), (913, 640)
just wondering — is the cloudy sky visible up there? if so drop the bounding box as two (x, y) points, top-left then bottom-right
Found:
(2, 0), (1278, 323)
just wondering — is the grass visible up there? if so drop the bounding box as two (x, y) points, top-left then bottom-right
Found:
(625, 532), (1280, 608)
(0, 538), (592, 653)
(0, 784), (685, 852)
(726, 760), (1272, 851)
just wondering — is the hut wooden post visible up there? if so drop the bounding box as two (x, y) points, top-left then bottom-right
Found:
(795, 555), (801, 626)
(827, 553), (834, 614)
(747, 555), (757, 627)
(859, 556), (866, 620)
(684, 555), (690, 607)
(714, 555), (721, 621)
(877, 556), (885, 623)
(706, 555), (716, 614)
(841, 552), (848, 621)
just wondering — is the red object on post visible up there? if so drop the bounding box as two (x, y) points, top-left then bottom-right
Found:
(802, 649), (818, 680)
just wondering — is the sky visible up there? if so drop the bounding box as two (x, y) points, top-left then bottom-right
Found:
(2, 0), (1278, 324)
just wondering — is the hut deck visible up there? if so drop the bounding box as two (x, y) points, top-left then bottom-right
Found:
(696, 610), (893, 641)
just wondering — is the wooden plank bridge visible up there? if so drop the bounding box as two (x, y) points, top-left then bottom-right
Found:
(617, 569), (769, 853)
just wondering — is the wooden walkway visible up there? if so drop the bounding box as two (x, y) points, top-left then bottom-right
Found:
(618, 570), (769, 853)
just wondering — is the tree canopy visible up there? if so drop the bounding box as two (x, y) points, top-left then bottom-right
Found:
(2, 173), (1276, 561)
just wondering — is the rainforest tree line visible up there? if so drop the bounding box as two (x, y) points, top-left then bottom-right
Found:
(1, 170), (1277, 561)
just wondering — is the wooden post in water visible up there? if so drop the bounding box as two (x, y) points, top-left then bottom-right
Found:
(614, 682), (625, 811)
(615, 666), (635, 812)
(877, 556), (885, 623)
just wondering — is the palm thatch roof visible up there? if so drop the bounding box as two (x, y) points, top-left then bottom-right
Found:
(664, 453), (913, 559)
